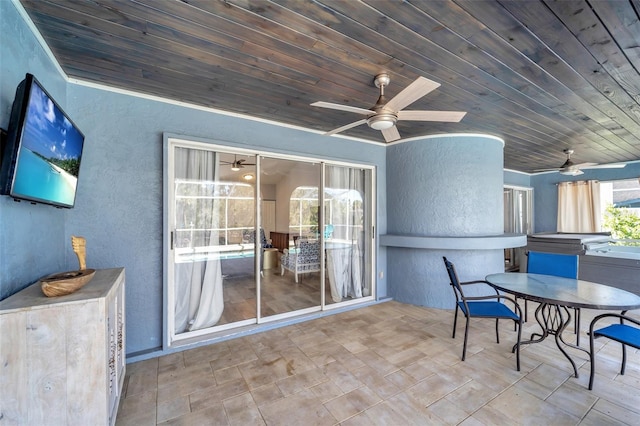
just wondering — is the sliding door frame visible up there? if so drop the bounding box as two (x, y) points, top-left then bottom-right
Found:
(163, 135), (376, 349)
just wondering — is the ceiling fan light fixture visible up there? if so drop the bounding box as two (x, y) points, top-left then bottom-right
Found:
(231, 164), (241, 171)
(367, 113), (397, 130)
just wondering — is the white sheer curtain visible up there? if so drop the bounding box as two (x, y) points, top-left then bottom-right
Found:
(326, 166), (365, 302)
(557, 180), (602, 232)
(174, 147), (224, 333)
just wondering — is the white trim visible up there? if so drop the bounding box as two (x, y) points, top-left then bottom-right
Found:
(69, 77), (388, 145)
(11, 0), (68, 81)
(386, 132), (506, 147)
(504, 184), (533, 191)
(166, 135), (378, 172)
(164, 135), (378, 348)
(504, 168), (532, 176)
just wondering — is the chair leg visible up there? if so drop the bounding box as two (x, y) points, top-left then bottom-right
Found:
(495, 318), (500, 344)
(452, 305), (459, 339)
(621, 343), (627, 375)
(462, 317), (470, 361)
(575, 308), (580, 346)
(515, 297), (528, 330)
(589, 332), (597, 390)
(515, 318), (522, 371)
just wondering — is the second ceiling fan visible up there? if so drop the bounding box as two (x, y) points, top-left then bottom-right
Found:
(535, 149), (626, 176)
(311, 73), (466, 142)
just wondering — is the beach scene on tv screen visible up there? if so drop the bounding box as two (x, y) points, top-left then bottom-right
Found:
(12, 82), (84, 206)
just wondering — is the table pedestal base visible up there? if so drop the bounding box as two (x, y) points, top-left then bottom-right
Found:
(513, 303), (589, 377)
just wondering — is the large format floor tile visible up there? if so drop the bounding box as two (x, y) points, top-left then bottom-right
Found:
(117, 301), (640, 425)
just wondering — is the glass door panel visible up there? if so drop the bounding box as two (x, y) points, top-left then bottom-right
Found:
(324, 165), (373, 305)
(260, 157), (321, 318)
(170, 147), (257, 341)
(167, 138), (375, 347)
(504, 186), (532, 271)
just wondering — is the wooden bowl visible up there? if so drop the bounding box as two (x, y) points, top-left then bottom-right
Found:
(40, 269), (96, 297)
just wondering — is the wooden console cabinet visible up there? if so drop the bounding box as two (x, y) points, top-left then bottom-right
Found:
(0, 268), (126, 425)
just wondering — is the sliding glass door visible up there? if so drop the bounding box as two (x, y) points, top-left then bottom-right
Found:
(165, 138), (375, 346)
(260, 157), (321, 319)
(325, 165), (373, 305)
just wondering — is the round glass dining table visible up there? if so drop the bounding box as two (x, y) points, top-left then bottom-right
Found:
(485, 272), (640, 377)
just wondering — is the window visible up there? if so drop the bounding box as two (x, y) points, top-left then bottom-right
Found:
(174, 180), (254, 252)
(289, 186), (319, 237)
(600, 178), (640, 242)
(289, 185), (365, 240)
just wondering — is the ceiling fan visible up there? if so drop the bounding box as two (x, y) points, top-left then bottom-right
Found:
(311, 73), (467, 143)
(535, 149), (627, 176)
(221, 155), (255, 171)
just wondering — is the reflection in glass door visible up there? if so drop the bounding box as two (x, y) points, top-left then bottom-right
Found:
(260, 157), (321, 319)
(324, 165), (372, 305)
(169, 144), (258, 344)
(166, 138), (375, 346)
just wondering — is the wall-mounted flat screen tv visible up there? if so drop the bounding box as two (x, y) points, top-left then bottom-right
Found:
(0, 73), (85, 208)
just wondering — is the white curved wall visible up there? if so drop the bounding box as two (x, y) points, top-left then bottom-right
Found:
(386, 135), (505, 308)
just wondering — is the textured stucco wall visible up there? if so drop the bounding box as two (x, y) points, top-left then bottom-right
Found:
(2, 3), (387, 356)
(0, 2), (70, 300)
(504, 170), (531, 188)
(386, 135), (505, 309)
(66, 87), (386, 355)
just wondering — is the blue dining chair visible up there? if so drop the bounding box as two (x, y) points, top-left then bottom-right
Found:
(443, 257), (523, 371)
(588, 311), (640, 390)
(525, 251), (581, 344)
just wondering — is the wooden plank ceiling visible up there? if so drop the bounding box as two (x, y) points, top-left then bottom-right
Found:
(18, 0), (640, 173)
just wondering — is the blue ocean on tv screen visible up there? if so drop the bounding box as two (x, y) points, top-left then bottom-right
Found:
(12, 81), (83, 206)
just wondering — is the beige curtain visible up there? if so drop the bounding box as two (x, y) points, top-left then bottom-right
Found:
(557, 180), (601, 232)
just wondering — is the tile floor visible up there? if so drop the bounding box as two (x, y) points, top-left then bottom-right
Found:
(116, 301), (640, 425)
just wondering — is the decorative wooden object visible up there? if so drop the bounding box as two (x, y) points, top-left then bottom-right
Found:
(72, 235), (87, 269)
(0, 268), (126, 425)
(40, 235), (96, 297)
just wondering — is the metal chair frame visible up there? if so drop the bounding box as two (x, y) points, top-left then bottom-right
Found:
(524, 251), (581, 345)
(443, 257), (523, 371)
(588, 311), (640, 390)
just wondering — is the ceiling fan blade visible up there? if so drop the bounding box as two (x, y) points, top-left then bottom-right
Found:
(570, 162), (597, 169)
(381, 126), (401, 142)
(533, 168), (561, 172)
(579, 163), (627, 169)
(385, 77), (440, 112)
(326, 119), (368, 135)
(398, 110), (467, 122)
(311, 101), (372, 115)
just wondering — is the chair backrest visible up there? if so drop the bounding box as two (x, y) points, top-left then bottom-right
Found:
(298, 240), (320, 262)
(443, 257), (465, 302)
(527, 251), (578, 279)
(243, 228), (267, 246)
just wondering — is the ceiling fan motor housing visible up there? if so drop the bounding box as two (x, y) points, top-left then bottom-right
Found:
(367, 112), (397, 130)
